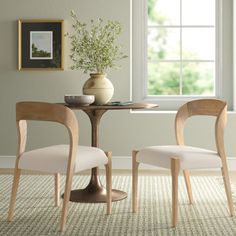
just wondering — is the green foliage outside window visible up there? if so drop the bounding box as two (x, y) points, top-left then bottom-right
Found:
(147, 0), (214, 96)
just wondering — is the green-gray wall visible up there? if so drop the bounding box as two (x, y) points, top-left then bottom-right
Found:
(1, 0), (236, 159)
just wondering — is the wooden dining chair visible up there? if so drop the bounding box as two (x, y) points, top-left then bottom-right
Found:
(8, 101), (112, 232)
(132, 99), (234, 227)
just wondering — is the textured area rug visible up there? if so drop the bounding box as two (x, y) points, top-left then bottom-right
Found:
(0, 175), (236, 236)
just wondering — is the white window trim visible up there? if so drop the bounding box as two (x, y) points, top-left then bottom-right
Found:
(132, 0), (223, 111)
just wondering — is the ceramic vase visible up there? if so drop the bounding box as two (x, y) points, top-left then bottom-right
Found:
(82, 73), (114, 105)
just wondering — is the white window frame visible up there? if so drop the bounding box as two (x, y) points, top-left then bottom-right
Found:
(132, 0), (223, 111)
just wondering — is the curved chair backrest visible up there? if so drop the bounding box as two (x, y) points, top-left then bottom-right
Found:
(175, 99), (227, 158)
(16, 101), (78, 163)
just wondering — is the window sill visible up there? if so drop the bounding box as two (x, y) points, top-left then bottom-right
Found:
(130, 109), (177, 114)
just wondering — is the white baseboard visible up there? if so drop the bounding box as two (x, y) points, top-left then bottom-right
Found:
(1, 155), (236, 171)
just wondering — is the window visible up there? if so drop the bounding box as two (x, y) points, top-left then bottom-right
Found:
(132, 0), (227, 110)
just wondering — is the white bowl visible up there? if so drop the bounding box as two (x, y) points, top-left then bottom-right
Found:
(64, 95), (95, 106)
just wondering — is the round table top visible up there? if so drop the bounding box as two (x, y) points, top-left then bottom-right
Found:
(61, 102), (158, 110)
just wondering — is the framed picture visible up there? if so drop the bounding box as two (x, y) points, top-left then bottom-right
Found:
(18, 20), (64, 70)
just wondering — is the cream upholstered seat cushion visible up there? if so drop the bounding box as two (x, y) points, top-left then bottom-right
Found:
(19, 145), (108, 174)
(136, 145), (222, 170)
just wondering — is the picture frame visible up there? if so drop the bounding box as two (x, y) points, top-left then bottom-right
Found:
(18, 20), (64, 70)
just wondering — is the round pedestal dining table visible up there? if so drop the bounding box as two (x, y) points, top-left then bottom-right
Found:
(61, 102), (158, 203)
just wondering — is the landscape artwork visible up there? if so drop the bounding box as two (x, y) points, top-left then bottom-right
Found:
(30, 31), (53, 60)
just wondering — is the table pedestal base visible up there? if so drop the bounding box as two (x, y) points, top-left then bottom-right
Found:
(69, 187), (127, 203)
(63, 169), (127, 203)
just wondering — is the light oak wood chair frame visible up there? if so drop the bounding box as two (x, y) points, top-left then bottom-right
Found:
(132, 99), (234, 227)
(8, 102), (112, 231)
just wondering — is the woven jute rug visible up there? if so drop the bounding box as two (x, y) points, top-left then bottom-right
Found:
(0, 174), (235, 236)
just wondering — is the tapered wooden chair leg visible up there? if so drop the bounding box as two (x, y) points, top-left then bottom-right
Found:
(132, 150), (139, 213)
(54, 173), (60, 207)
(171, 159), (180, 227)
(183, 170), (193, 204)
(221, 165), (234, 216)
(59, 172), (73, 232)
(8, 169), (21, 221)
(105, 151), (112, 214)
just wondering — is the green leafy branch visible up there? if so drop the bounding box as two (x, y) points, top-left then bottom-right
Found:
(68, 11), (128, 74)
